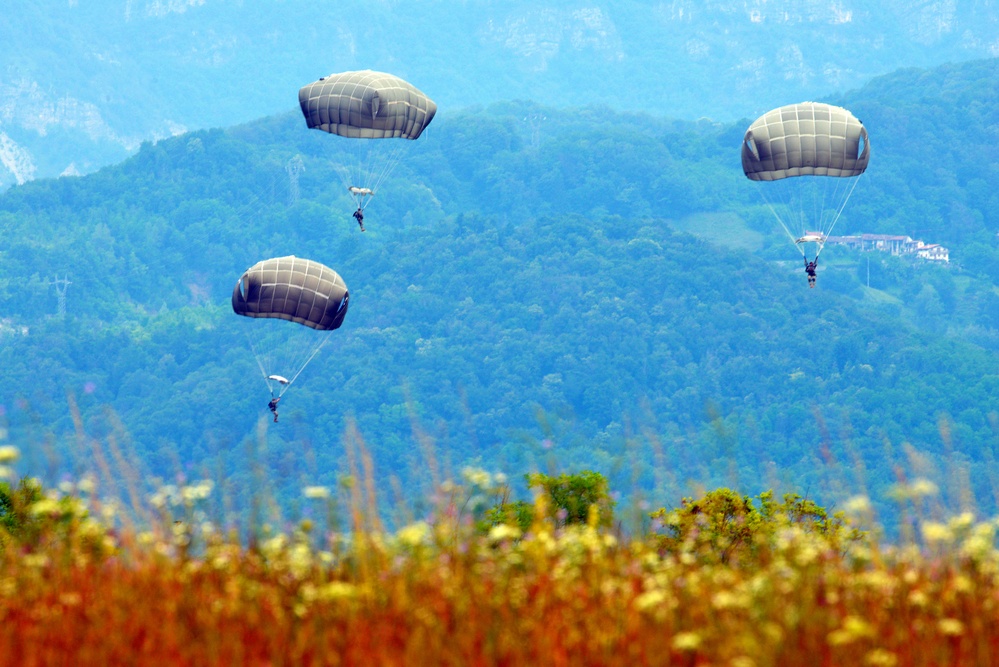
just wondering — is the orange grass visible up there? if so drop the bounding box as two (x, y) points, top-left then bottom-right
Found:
(3, 475), (999, 667)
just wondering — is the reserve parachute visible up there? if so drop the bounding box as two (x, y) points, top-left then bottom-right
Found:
(299, 70), (437, 212)
(233, 256), (349, 398)
(742, 102), (870, 260)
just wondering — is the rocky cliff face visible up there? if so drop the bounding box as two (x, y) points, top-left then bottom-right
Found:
(2, 0), (998, 188)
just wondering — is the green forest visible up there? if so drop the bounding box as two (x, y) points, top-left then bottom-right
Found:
(1, 58), (998, 527)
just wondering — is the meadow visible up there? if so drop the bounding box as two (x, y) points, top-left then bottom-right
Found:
(2, 437), (999, 667)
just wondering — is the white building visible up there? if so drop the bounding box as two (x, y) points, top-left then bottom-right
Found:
(824, 233), (949, 263)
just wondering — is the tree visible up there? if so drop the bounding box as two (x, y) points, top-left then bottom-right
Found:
(526, 470), (614, 529)
(650, 488), (864, 564)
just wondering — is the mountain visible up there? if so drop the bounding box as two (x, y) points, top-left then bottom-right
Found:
(1, 56), (998, 523)
(5, 1), (999, 189)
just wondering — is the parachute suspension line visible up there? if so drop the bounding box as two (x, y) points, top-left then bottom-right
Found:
(813, 176), (861, 260)
(328, 139), (407, 212)
(246, 334), (277, 395)
(277, 329), (335, 397)
(244, 327), (332, 398)
(367, 140), (407, 195)
(755, 185), (806, 256)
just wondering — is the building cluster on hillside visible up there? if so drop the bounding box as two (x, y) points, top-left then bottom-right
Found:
(823, 233), (949, 262)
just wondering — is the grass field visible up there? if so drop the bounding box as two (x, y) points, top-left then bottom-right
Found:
(670, 212), (767, 253)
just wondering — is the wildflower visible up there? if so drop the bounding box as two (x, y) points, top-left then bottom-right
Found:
(712, 589), (749, 610)
(262, 534), (287, 557)
(320, 581), (358, 600)
(949, 512), (975, 532)
(161, 484), (180, 505)
(864, 649), (898, 666)
(951, 574), (973, 594)
(22, 554), (49, 569)
(635, 589), (667, 611)
(462, 467), (492, 489)
(29, 497), (61, 516)
(671, 632), (702, 651)
(938, 618), (964, 636)
(101, 500), (118, 522)
(0, 445), (19, 464)
(909, 478), (939, 499)
(921, 521), (953, 546)
(794, 542), (820, 567)
(961, 523), (996, 561)
(842, 495), (871, 516)
(829, 616), (874, 645)
(488, 523), (522, 543)
(77, 475), (96, 494)
(396, 521), (432, 548)
(288, 543), (313, 578)
(181, 480), (213, 502)
(303, 485), (330, 499)
(79, 517), (105, 539)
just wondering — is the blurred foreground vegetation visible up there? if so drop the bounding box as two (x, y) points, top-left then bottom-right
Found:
(2, 443), (998, 666)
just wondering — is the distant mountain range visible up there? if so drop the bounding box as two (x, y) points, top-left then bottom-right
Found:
(4, 0), (999, 189)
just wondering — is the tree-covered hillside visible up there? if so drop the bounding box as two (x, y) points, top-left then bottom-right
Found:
(0, 58), (998, 523)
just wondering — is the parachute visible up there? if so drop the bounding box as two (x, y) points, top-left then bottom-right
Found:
(233, 256), (349, 398)
(742, 102), (870, 260)
(299, 70), (437, 212)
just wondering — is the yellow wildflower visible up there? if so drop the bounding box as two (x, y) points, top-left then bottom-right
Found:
(829, 616), (874, 645)
(921, 521), (953, 545)
(864, 649), (898, 666)
(635, 589), (667, 611)
(396, 521), (432, 548)
(671, 632), (701, 651)
(320, 581), (358, 600)
(488, 523), (522, 543)
(938, 618), (964, 636)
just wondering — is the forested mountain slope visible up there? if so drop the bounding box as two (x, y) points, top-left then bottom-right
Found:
(6, 1), (999, 188)
(0, 58), (997, 521)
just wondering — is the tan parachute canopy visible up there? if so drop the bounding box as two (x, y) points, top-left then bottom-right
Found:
(232, 256), (349, 331)
(742, 102), (870, 182)
(298, 70), (437, 140)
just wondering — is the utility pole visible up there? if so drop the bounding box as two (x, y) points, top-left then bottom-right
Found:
(286, 155), (304, 206)
(48, 275), (71, 320)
